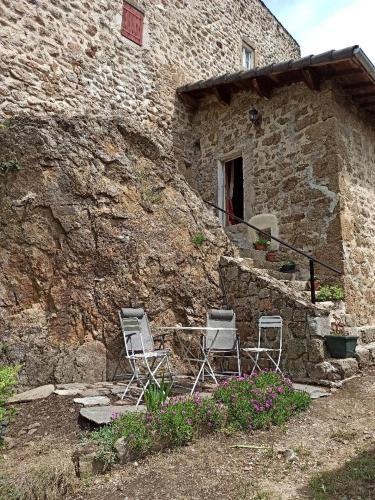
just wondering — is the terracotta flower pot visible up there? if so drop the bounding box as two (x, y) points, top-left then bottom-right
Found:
(254, 243), (268, 251)
(266, 251), (279, 262)
(307, 279), (321, 291)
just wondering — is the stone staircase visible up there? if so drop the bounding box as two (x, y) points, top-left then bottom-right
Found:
(225, 223), (375, 382)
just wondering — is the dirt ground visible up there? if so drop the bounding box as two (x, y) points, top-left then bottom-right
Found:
(2, 371), (375, 500)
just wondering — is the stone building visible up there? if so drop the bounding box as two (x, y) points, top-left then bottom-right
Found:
(1, 0), (375, 386)
(179, 46), (375, 327)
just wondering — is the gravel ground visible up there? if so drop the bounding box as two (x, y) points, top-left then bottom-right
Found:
(2, 371), (375, 500)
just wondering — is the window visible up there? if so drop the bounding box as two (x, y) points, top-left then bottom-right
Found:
(242, 44), (254, 70)
(122, 2), (144, 46)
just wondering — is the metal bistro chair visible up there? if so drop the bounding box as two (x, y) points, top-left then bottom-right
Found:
(117, 308), (173, 406)
(202, 309), (241, 380)
(242, 315), (283, 374)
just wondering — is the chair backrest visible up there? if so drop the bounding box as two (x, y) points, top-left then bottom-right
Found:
(258, 315), (283, 349)
(119, 308), (154, 353)
(206, 309), (236, 350)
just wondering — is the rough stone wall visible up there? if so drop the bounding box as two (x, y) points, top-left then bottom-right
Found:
(220, 256), (336, 380)
(0, 117), (234, 388)
(0, 0), (299, 153)
(334, 90), (375, 324)
(186, 82), (344, 277)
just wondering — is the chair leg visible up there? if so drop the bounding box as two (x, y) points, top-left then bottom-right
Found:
(121, 371), (136, 400)
(112, 348), (126, 381)
(237, 342), (241, 376)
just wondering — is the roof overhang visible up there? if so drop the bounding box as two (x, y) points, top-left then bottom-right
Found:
(177, 46), (375, 115)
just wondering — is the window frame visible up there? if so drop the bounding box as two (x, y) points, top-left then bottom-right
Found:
(242, 43), (255, 71)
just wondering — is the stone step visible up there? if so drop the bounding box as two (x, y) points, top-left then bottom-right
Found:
(280, 279), (308, 291)
(355, 342), (375, 368)
(346, 326), (375, 344)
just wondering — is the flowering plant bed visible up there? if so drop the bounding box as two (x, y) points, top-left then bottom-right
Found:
(87, 372), (310, 469)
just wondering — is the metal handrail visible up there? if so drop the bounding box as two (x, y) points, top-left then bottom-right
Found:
(204, 200), (342, 304)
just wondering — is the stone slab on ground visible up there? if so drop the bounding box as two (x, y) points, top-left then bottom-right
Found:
(74, 396), (111, 407)
(54, 388), (85, 396)
(8, 384), (55, 403)
(78, 388), (112, 397)
(80, 405), (146, 425)
(56, 383), (88, 390)
(292, 383), (331, 399)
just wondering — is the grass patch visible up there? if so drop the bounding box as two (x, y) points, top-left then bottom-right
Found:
(0, 449), (78, 500)
(309, 448), (375, 499)
(0, 160), (22, 175)
(192, 232), (205, 247)
(88, 372), (310, 468)
(330, 429), (357, 442)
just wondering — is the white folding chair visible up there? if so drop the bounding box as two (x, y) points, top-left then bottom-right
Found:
(202, 309), (241, 379)
(242, 315), (283, 374)
(117, 308), (173, 406)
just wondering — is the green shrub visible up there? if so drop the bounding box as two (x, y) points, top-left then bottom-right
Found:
(316, 284), (344, 302)
(192, 232), (205, 247)
(213, 372), (310, 431)
(254, 238), (270, 247)
(0, 365), (20, 444)
(88, 371), (310, 467)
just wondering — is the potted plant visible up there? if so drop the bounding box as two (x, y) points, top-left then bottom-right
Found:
(266, 250), (280, 262)
(316, 284), (344, 302)
(306, 276), (321, 291)
(253, 238), (270, 251)
(279, 260), (296, 273)
(325, 315), (358, 359)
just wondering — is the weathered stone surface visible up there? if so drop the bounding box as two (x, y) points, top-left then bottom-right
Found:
(7, 384), (55, 403)
(0, 117), (233, 388)
(355, 345), (373, 369)
(80, 405), (146, 425)
(72, 442), (108, 479)
(306, 361), (341, 382)
(114, 437), (133, 465)
(74, 396), (111, 407)
(331, 358), (359, 379)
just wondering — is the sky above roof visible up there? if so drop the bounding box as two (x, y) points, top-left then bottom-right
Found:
(263, 0), (375, 63)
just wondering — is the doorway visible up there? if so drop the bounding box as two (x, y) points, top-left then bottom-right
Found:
(223, 157), (244, 226)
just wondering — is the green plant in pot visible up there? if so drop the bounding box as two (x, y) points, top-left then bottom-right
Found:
(253, 238), (270, 251)
(325, 315), (358, 359)
(279, 260), (296, 273)
(307, 275), (321, 291)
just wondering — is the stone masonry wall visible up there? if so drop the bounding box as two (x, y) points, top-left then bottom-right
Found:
(220, 256), (357, 382)
(0, 0), (299, 154)
(186, 82), (344, 277)
(334, 89), (375, 324)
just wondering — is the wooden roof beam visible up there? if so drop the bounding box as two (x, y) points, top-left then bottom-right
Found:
(251, 76), (273, 99)
(301, 68), (321, 91)
(342, 81), (374, 90)
(213, 85), (232, 105)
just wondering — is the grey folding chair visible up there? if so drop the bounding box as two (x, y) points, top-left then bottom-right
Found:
(202, 309), (241, 379)
(242, 315), (283, 374)
(117, 308), (173, 406)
